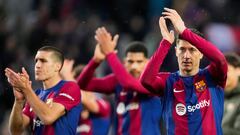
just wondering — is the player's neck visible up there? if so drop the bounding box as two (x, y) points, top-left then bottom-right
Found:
(180, 68), (199, 77)
(42, 75), (62, 90)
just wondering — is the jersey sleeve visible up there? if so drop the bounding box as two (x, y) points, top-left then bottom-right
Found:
(140, 39), (171, 95)
(22, 102), (33, 120)
(106, 52), (153, 95)
(76, 58), (118, 94)
(53, 82), (81, 111)
(95, 98), (111, 117)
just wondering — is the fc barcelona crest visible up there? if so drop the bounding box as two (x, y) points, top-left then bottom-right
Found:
(194, 80), (207, 92)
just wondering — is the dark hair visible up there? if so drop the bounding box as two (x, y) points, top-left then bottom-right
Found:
(125, 41), (148, 57)
(38, 46), (64, 71)
(224, 52), (240, 68)
(176, 28), (204, 44)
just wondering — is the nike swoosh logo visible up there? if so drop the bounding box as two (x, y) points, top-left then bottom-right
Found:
(173, 88), (184, 93)
(120, 92), (127, 96)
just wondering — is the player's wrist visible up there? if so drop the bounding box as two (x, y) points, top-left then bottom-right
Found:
(104, 50), (114, 55)
(15, 99), (25, 104)
(179, 25), (186, 34)
(93, 56), (103, 63)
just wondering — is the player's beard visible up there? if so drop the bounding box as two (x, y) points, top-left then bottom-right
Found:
(130, 70), (140, 78)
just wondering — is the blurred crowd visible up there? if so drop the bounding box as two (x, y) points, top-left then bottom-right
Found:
(0, 0), (240, 134)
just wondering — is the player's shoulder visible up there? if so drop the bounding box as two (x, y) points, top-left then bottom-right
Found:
(61, 81), (81, 92)
(62, 80), (78, 86)
(59, 81), (81, 100)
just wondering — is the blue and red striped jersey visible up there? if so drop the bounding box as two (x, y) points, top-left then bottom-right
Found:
(115, 85), (162, 135)
(162, 69), (224, 135)
(23, 80), (81, 135)
(77, 48), (164, 135)
(140, 28), (227, 135)
(76, 98), (111, 135)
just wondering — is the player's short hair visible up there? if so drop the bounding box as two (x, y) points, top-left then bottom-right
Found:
(125, 41), (148, 58)
(38, 46), (64, 71)
(176, 28), (204, 44)
(224, 52), (240, 68)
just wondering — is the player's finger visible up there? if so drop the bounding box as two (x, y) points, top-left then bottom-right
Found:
(164, 8), (177, 14)
(5, 69), (20, 81)
(159, 17), (168, 32)
(22, 67), (29, 79)
(113, 34), (119, 45)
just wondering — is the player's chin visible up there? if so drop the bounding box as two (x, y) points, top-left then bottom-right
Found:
(182, 64), (192, 69)
(35, 76), (42, 81)
(182, 66), (192, 72)
(134, 74), (141, 78)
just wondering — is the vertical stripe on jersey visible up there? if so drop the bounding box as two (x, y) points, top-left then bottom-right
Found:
(129, 105), (141, 135)
(184, 77), (203, 135)
(141, 97), (161, 135)
(122, 112), (130, 135)
(117, 114), (124, 135)
(194, 74), (217, 135)
(163, 80), (175, 135)
(205, 71), (224, 135)
(172, 79), (189, 135)
(92, 117), (110, 135)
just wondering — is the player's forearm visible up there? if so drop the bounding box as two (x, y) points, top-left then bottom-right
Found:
(76, 59), (99, 89)
(106, 53), (151, 94)
(140, 39), (171, 93)
(82, 98), (99, 113)
(24, 89), (58, 125)
(9, 100), (25, 134)
(181, 28), (227, 83)
(106, 52), (129, 86)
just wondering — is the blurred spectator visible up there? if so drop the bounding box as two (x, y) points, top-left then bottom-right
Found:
(222, 53), (240, 135)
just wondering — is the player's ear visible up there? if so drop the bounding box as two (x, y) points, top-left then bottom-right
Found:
(55, 63), (62, 72)
(199, 52), (203, 59)
(236, 67), (240, 77)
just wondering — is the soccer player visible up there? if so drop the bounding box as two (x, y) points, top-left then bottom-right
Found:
(222, 53), (240, 135)
(140, 8), (227, 135)
(61, 59), (111, 135)
(77, 28), (162, 135)
(5, 46), (81, 135)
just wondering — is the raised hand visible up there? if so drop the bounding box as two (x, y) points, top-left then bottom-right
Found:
(5, 67), (32, 93)
(95, 27), (119, 55)
(93, 44), (106, 63)
(159, 17), (175, 44)
(162, 8), (186, 34)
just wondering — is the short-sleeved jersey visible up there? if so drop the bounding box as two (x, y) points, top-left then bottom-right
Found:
(76, 99), (111, 135)
(23, 80), (81, 135)
(162, 69), (224, 135)
(115, 85), (162, 135)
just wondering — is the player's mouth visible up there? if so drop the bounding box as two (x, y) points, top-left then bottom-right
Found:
(182, 62), (192, 66)
(35, 71), (41, 74)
